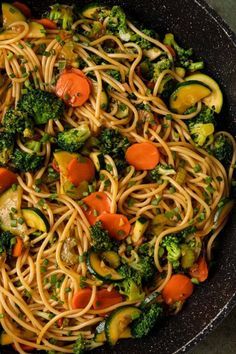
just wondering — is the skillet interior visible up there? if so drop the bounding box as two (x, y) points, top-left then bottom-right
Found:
(1, 1), (236, 353)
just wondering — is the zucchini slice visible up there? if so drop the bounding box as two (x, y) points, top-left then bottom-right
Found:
(101, 250), (121, 269)
(214, 199), (234, 228)
(105, 306), (141, 345)
(100, 90), (109, 111)
(95, 321), (106, 343)
(26, 22), (46, 39)
(0, 186), (27, 235)
(87, 250), (124, 282)
(0, 332), (14, 346)
(115, 103), (130, 119)
(89, 152), (105, 172)
(131, 217), (149, 243)
(2, 3), (26, 27)
(95, 327), (132, 343)
(185, 73), (223, 113)
(81, 3), (110, 19)
(22, 208), (50, 232)
(169, 80), (211, 114)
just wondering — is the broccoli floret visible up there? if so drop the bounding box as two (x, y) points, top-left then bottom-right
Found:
(48, 3), (74, 30)
(188, 106), (216, 147)
(0, 231), (16, 256)
(211, 134), (233, 164)
(57, 124), (91, 152)
(107, 6), (128, 38)
(131, 303), (163, 338)
(189, 123), (215, 147)
(11, 148), (44, 172)
(129, 254), (156, 282)
(73, 334), (101, 354)
(0, 131), (14, 165)
(149, 164), (176, 182)
(106, 69), (121, 82)
(161, 227), (197, 268)
(138, 241), (154, 257)
(98, 128), (130, 172)
(90, 221), (115, 253)
(25, 140), (41, 153)
(18, 89), (65, 125)
(153, 58), (172, 80)
(116, 264), (145, 301)
(3, 108), (34, 138)
(163, 33), (204, 71)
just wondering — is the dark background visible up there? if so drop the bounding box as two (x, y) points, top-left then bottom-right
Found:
(192, 2), (236, 354)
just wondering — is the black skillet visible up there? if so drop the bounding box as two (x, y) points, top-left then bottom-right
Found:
(1, 1), (236, 353)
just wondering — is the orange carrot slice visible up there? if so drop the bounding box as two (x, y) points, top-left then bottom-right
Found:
(67, 156), (95, 187)
(72, 288), (92, 309)
(162, 274), (194, 305)
(12, 237), (23, 257)
(82, 192), (111, 225)
(55, 68), (91, 107)
(33, 18), (57, 29)
(125, 142), (160, 170)
(0, 168), (18, 193)
(189, 257), (209, 282)
(93, 288), (123, 310)
(13, 2), (31, 17)
(97, 213), (131, 240)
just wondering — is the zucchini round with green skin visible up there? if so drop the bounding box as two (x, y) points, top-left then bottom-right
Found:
(185, 73), (223, 113)
(22, 208), (50, 232)
(95, 322), (132, 343)
(87, 250), (124, 282)
(101, 250), (121, 269)
(169, 80), (211, 114)
(105, 306), (141, 345)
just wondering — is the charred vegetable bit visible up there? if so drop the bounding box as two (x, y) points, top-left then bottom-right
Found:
(187, 106), (216, 147)
(57, 124), (91, 152)
(3, 108), (34, 138)
(0, 230), (16, 256)
(18, 89), (65, 125)
(11, 149), (44, 172)
(131, 303), (163, 338)
(0, 132), (14, 166)
(98, 128), (130, 172)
